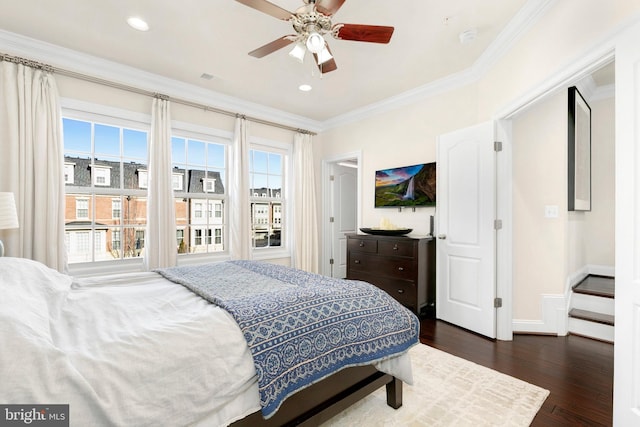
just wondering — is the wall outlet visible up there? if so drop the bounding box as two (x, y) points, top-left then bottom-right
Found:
(544, 205), (559, 218)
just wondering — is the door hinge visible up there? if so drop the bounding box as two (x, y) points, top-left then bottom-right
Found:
(329, 258), (334, 265)
(329, 175), (335, 181)
(494, 141), (503, 152)
(494, 219), (502, 230)
(329, 217), (335, 223)
(494, 297), (503, 308)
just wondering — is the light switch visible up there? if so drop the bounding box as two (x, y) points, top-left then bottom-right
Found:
(544, 205), (559, 218)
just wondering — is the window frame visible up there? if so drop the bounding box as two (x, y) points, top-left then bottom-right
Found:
(61, 101), (294, 274)
(249, 137), (291, 260)
(171, 121), (232, 262)
(62, 100), (151, 275)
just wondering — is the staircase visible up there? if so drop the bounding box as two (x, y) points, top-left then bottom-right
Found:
(568, 275), (614, 343)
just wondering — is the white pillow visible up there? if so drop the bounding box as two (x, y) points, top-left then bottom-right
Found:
(0, 257), (72, 337)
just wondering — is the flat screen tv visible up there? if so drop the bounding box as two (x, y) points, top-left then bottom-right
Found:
(375, 162), (436, 207)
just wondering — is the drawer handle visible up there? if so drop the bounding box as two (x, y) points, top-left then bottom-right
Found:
(397, 289), (405, 294)
(397, 267), (404, 271)
(359, 242), (365, 247)
(354, 260), (361, 264)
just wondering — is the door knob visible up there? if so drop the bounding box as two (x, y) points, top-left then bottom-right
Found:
(437, 234), (447, 240)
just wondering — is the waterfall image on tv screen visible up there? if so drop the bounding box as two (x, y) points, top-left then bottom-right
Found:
(375, 162), (436, 207)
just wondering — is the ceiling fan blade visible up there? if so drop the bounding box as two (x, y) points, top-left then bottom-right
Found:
(333, 23), (394, 43)
(235, 0), (293, 21)
(249, 36), (295, 58)
(315, 0), (346, 16)
(316, 56), (337, 73)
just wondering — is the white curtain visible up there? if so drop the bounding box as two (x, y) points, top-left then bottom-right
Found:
(143, 97), (177, 270)
(293, 132), (319, 273)
(0, 60), (67, 272)
(229, 116), (251, 259)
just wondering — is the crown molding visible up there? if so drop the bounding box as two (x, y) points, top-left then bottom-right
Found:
(472, 0), (557, 76)
(320, 0), (557, 131)
(0, 29), (324, 134)
(321, 67), (478, 130)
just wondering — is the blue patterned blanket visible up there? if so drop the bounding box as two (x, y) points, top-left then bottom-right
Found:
(154, 260), (419, 419)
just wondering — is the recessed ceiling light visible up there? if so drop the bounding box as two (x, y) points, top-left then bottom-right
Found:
(299, 84), (312, 92)
(127, 17), (149, 32)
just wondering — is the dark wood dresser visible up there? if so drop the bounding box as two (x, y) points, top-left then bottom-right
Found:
(346, 233), (435, 317)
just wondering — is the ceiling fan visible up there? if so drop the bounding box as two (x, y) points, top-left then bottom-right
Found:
(235, 0), (394, 73)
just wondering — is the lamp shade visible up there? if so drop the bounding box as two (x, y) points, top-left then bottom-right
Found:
(0, 192), (19, 230)
(288, 42), (306, 63)
(306, 32), (325, 54)
(316, 46), (333, 65)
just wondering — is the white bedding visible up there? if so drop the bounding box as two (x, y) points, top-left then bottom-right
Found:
(0, 258), (411, 426)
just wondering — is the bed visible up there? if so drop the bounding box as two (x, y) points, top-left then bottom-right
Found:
(0, 257), (419, 426)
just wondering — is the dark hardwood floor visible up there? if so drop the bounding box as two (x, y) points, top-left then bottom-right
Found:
(419, 318), (614, 426)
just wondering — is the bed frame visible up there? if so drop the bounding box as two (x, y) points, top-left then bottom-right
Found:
(231, 365), (403, 426)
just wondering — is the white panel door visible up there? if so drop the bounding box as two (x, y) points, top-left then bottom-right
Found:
(437, 121), (496, 338)
(330, 164), (357, 278)
(613, 21), (640, 426)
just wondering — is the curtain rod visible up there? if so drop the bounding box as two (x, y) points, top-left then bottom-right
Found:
(0, 52), (316, 136)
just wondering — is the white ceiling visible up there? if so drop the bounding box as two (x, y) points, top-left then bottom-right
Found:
(0, 0), (537, 122)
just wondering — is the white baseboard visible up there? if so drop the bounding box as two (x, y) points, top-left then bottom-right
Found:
(513, 294), (567, 336)
(513, 265), (615, 336)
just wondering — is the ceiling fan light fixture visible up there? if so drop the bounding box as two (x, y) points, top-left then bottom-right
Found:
(316, 46), (333, 65)
(288, 42), (307, 63)
(306, 32), (325, 53)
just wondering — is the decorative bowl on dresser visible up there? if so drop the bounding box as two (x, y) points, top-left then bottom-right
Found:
(346, 233), (435, 317)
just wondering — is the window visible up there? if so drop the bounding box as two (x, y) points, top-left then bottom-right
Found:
(63, 115), (148, 264)
(112, 230), (121, 250)
(203, 178), (215, 193)
(135, 230), (144, 256)
(172, 134), (227, 255)
(249, 147), (286, 249)
(194, 202), (203, 218)
(92, 165), (111, 186)
(76, 198), (89, 219)
(172, 173), (183, 191)
(138, 170), (148, 189)
(64, 163), (75, 184)
(112, 198), (121, 219)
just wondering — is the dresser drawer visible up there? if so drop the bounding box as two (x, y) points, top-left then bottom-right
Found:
(347, 237), (378, 254)
(348, 252), (416, 280)
(346, 233), (435, 317)
(378, 239), (416, 257)
(350, 271), (417, 309)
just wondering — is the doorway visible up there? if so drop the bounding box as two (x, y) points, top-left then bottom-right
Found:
(321, 152), (361, 278)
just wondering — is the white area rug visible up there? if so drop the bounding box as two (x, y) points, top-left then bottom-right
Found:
(322, 344), (549, 427)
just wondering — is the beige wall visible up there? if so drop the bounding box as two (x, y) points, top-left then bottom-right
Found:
(511, 89), (615, 321)
(512, 91), (567, 319)
(318, 0), (634, 326)
(317, 82), (479, 235)
(584, 95), (615, 267)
